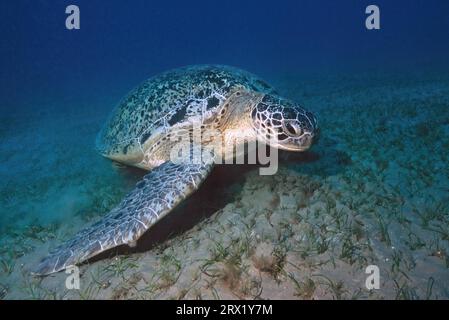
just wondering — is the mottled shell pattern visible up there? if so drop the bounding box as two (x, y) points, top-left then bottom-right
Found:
(96, 65), (276, 161)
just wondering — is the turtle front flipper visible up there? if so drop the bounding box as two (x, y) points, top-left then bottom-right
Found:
(33, 158), (214, 275)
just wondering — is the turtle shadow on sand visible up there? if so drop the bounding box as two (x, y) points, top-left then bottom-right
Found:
(87, 141), (351, 265)
(86, 163), (253, 264)
(281, 135), (353, 178)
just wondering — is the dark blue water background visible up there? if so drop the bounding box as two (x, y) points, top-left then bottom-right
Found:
(1, 0), (448, 111)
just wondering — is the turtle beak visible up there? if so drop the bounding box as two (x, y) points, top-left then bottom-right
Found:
(276, 133), (314, 152)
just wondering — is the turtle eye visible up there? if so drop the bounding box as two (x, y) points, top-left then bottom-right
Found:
(283, 121), (302, 137)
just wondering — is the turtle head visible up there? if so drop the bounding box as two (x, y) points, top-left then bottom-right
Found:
(250, 94), (318, 151)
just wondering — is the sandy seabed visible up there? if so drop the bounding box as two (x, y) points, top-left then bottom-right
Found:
(1, 70), (449, 299)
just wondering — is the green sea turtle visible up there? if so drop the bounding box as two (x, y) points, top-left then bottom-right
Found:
(34, 65), (318, 275)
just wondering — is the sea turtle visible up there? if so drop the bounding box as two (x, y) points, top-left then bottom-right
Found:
(34, 65), (318, 275)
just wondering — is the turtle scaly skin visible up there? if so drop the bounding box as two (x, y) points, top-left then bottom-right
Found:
(34, 65), (317, 275)
(96, 65), (276, 166)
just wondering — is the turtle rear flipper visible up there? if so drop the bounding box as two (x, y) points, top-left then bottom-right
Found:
(33, 158), (214, 275)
